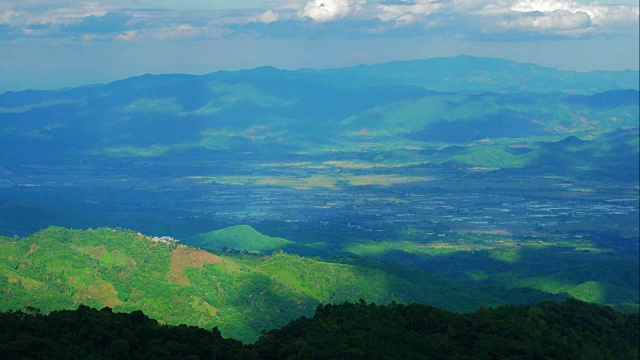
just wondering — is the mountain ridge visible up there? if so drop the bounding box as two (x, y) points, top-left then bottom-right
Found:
(2, 55), (638, 96)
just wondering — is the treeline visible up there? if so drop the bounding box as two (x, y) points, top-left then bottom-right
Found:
(255, 298), (639, 360)
(0, 299), (638, 360)
(0, 305), (255, 360)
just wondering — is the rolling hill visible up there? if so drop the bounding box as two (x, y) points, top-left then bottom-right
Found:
(187, 225), (295, 253)
(0, 226), (570, 342)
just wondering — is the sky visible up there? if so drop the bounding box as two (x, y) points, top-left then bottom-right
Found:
(0, 0), (638, 92)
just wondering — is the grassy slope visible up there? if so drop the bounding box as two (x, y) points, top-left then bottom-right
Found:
(186, 224), (639, 312)
(187, 225), (295, 253)
(0, 226), (557, 342)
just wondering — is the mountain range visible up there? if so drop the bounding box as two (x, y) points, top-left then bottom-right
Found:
(0, 56), (637, 173)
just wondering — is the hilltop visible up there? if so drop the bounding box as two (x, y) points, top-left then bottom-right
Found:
(187, 225), (294, 253)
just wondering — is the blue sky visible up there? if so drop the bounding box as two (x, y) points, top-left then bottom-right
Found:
(1, 0), (638, 92)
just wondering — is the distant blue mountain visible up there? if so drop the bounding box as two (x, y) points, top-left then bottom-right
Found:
(301, 55), (640, 94)
(564, 89), (639, 109)
(0, 56), (637, 180)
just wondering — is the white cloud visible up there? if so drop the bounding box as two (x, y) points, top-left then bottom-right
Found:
(499, 9), (592, 31)
(300, 0), (354, 22)
(510, 0), (576, 13)
(257, 10), (280, 23)
(0, 10), (28, 26)
(377, 0), (444, 23)
(35, 6), (107, 25)
(509, 0), (640, 25)
(116, 30), (138, 41)
(373, 0), (639, 34)
(149, 24), (227, 40)
(0, 0), (637, 41)
(583, 5), (639, 30)
(505, 0), (638, 33)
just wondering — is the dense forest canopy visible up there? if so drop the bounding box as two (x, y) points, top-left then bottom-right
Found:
(0, 299), (637, 360)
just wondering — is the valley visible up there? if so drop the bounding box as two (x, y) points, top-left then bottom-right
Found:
(2, 148), (637, 252)
(0, 56), (638, 343)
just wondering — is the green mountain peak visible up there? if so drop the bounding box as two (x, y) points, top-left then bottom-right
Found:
(187, 225), (295, 253)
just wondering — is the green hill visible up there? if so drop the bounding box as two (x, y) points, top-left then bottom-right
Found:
(510, 259), (640, 308)
(187, 225), (295, 253)
(0, 227), (565, 342)
(349, 238), (640, 312)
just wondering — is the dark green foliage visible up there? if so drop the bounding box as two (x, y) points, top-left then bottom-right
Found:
(253, 299), (640, 360)
(1, 299), (636, 359)
(0, 305), (256, 359)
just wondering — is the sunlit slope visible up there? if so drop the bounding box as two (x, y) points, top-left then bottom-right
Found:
(340, 91), (639, 139)
(510, 259), (640, 309)
(342, 237), (640, 312)
(0, 227), (560, 342)
(187, 225), (295, 253)
(422, 128), (639, 179)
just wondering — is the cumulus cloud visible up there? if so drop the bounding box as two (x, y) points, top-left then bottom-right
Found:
(0, 0), (637, 42)
(301, 0), (354, 22)
(257, 10), (280, 23)
(503, 0), (638, 34)
(508, 0), (639, 26)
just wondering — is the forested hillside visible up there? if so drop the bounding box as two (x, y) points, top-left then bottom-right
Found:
(0, 227), (564, 342)
(0, 299), (637, 359)
(255, 299), (639, 359)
